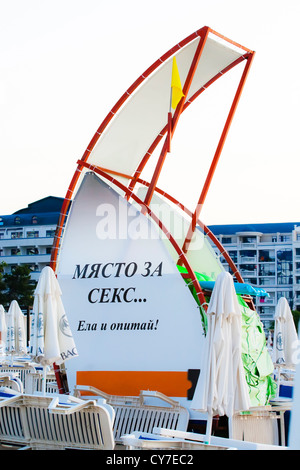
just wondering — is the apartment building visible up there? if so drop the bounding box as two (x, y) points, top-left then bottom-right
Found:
(1, 197), (299, 328)
(0, 197), (63, 282)
(208, 223), (300, 327)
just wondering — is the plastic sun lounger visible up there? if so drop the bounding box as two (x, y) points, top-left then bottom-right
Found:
(121, 431), (237, 450)
(0, 390), (115, 450)
(0, 389), (27, 447)
(74, 386), (190, 444)
(229, 408), (282, 446)
(0, 363), (37, 392)
(121, 427), (288, 451)
(0, 373), (24, 393)
(0, 363), (60, 395)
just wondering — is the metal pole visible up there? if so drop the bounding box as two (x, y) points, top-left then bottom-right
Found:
(180, 52), (255, 259)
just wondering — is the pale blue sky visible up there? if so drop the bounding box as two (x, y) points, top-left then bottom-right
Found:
(0, 0), (299, 224)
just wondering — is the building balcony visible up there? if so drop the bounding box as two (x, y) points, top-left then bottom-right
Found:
(258, 277), (276, 286)
(0, 236), (54, 248)
(258, 295), (275, 305)
(0, 253), (51, 265)
(240, 269), (258, 277)
(239, 256), (257, 263)
(239, 243), (257, 249)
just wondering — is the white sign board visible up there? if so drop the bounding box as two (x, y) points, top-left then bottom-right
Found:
(57, 172), (205, 401)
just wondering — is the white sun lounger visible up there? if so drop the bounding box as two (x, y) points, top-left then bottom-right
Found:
(74, 385), (190, 444)
(121, 430), (237, 450)
(0, 363), (37, 393)
(0, 389), (27, 447)
(121, 427), (288, 450)
(0, 373), (24, 393)
(0, 390), (115, 450)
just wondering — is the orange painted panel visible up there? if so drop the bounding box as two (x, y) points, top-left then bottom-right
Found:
(77, 370), (192, 397)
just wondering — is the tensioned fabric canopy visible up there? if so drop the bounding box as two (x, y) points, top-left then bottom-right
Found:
(85, 31), (249, 180)
(51, 26), (254, 295)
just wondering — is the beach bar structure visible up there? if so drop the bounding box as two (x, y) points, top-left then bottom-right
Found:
(47, 27), (273, 415)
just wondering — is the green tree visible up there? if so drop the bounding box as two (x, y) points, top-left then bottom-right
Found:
(292, 310), (300, 333)
(4, 265), (36, 308)
(0, 262), (8, 305)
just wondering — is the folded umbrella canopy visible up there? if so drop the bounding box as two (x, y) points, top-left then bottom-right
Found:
(5, 300), (27, 361)
(273, 297), (298, 367)
(191, 271), (250, 441)
(29, 266), (78, 393)
(0, 305), (7, 357)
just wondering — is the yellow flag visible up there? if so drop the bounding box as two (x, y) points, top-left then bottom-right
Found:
(171, 57), (184, 110)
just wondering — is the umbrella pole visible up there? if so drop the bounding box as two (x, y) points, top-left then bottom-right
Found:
(42, 366), (47, 395)
(275, 364), (281, 397)
(204, 413), (213, 444)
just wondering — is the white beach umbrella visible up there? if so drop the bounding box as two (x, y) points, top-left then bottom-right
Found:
(191, 271), (250, 441)
(29, 266), (78, 393)
(5, 300), (27, 358)
(273, 297), (298, 367)
(0, 305), (7, 357)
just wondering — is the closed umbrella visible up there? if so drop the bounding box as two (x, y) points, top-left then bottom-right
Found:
(29, 266), (78, 394)
(0, 305), (7, 357)
(273, 297), (298, 367)
(273, 297), (298, 396)
(5, 300), (27, 362)
(191, 271), (250, 441)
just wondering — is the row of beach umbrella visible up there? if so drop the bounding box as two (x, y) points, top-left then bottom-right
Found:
(0, 265), (298, 442)
(190, 272), (298, 442)
(0, 266), (78, 393)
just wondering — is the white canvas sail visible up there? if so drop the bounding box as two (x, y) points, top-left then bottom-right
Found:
(56, 172), (205, 401)
(86, 34), (246, 183)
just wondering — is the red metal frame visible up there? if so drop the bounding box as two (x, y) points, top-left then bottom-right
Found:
(50, 27), (255, 305)
(50, 28), (255, 392)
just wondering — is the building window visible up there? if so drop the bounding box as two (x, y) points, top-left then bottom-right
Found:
(259, 249), (275, 262)
(228, 250), (237, 263)
(259, 263), (275, 276)
(222, 237), (232, 244)
(277, 249), (292, 261)
(27, 248), (39, 255)
(243, 277), (257, 285)
(280, 235), (291, 242)
(277, 275), (293, 285)
(46, 230), (56, 237)
(239, 264), (257, 276)
(277, 290), (293, 300)
(11, 248), (21, 256)
(241, 236), (256, 244)
(26, 264), (39, 272)
(259, 277), (275, 286)
(11, 232), (23, 239)
(27, 231), (39, 238)
(240, 250), (257, 262)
